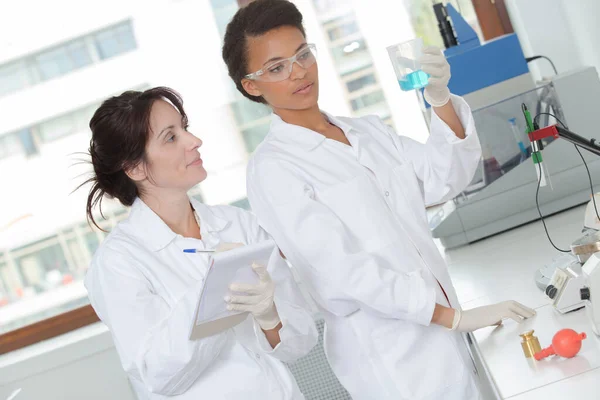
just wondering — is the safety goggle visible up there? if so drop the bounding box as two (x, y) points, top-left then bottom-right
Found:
(245, 44), (317, 82)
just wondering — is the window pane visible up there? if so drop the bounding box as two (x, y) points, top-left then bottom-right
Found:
(67, 40), (93, 69)
(0, 61), (30, 96)
(313, 0), (347, 13)
(95, 21), (137, 60)
(241, 123), (270, 153)
(331, 39), (371, 75)
(231, 100), (270, 126)
(38, 113), (76, 143)
(15, 242), (70, 293)
(85, 231), (100, 255)
(0, 133), (22, 159)
(0, 261), (16, 305)
(17, 129), (38, 156)
(78, 105), (98, 130)
(35, 46), (72, 80)
(327, 20), (359, 41)
(211, 0), (239, 36)
(346, 73), (377, 92)
(350, 90), (385, 111)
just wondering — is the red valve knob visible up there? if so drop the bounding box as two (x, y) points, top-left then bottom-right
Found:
(534, 329), (587, 361)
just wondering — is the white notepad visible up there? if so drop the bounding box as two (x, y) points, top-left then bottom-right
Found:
(189, 240), (277, 340)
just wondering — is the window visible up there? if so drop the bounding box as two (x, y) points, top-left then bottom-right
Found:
(209, 0), (275, 156)
(230, 100), (271, 127)
(330, 39), (371, 75)
(0, 258), (10, 304)
(84, 231), (100, 255)
(241, 123), (270, 154)
(35, 39), (93, 81)
(350, 90), (386, 111)
(210, 0), (240, 36)
(0, 210), (125, 339)
(327, 20), (360, 41)
(312, 0), (350, 14)
(14, 241), (70, 292)
(0, 61), (31, 96)
(38, 114), (76, 143)
(37, 105), (96, 144)
(0, 20), (136, 98)
(346, 73), (377, 92)
(0, 133), (22, 160)
(16, 129), (38, 156)
(94, 21), (137, 60)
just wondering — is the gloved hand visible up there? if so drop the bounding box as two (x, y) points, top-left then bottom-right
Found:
(419, 46), (451, 107)
(225, 263), (281, 330)
(452, 301), (536, 332)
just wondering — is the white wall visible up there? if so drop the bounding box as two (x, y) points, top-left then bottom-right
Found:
(560, 0), (600, 84)
(506, 0), (600, 82)
(0, 324), (136, 400)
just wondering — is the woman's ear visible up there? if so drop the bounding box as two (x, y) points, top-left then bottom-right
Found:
(241, 78), (262, 98)
(125, 162), (147, 182)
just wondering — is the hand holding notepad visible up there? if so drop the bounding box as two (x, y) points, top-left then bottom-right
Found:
(189, 240), (278, 339)
(225, 262), (280, 330)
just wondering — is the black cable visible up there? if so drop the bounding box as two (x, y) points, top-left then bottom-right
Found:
(533, 112), (600, 241)
(533, 112), (566, 129)
(526, 55), (558, 75)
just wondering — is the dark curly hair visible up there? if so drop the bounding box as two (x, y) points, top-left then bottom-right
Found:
(222, 0), (306, 104)
(80, 87), (187, 229)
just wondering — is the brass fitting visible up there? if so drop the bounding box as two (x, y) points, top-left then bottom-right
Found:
(520, 330), (542, 358)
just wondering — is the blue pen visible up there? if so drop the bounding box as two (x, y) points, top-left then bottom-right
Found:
(183, 249), (216, 253)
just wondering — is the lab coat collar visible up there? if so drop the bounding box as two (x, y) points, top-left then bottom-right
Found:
(125, 197), (230, 252)
(270, 110), (354, 151)
(190, 197), (231, 234)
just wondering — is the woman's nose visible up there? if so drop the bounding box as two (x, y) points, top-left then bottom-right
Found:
(187, 131), (202, 150)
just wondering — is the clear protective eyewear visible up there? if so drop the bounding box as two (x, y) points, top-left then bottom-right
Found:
(245, 44), (317, 82)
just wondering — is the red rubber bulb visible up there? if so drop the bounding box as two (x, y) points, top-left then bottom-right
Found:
(534, 329), (587, 361)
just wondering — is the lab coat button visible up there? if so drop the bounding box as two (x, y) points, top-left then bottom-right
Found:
(385, 191), (390, 197)
(255, 353), (261, 359)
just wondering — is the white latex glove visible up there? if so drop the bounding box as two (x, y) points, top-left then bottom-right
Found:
(225, 263), (281, 330)
(452, 301), (536, 332)
(419, 46), (451, 107)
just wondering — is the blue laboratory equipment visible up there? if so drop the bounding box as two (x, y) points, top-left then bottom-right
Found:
(424, 3), (532, 109)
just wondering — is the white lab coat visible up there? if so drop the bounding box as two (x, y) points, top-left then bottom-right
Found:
(84, 197), (318, 400)
(246, 95), (483, 400)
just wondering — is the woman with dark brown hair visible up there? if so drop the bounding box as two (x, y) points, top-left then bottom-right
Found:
(82, 86), (317, 399)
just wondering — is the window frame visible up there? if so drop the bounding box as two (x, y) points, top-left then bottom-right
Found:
(0, 305), (99, 355)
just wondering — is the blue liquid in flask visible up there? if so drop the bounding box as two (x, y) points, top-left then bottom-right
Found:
(398, 70), (430, 91)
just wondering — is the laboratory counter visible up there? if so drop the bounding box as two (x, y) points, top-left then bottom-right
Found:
(446, 205), (600, 399)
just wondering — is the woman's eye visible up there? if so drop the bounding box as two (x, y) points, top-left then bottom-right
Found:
(167, 134), (175, 143)
(269, 65), (284, 74)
